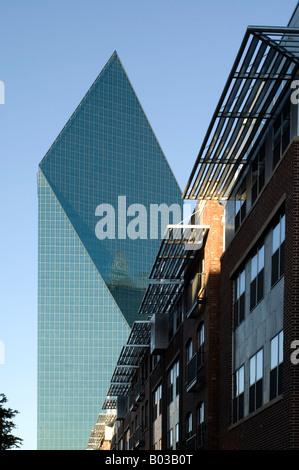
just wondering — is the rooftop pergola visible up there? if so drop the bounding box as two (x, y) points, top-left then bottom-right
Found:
(183, 26), (299, 201)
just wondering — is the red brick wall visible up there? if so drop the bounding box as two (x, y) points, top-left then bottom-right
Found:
(181, 200), (224, 449)
(219, 139), (299, 449)
(201, 201), (224, 449)
(114, 200), (225, 450)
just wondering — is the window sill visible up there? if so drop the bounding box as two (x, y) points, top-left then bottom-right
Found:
(233, 316), (245, 331)
(250, 295), (264, 313)
(271, 274), (284, 290)
(229, 394), (283, 430)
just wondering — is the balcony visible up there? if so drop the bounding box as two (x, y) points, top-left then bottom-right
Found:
(186, 433), (197, 451)
(135, 379), (145, 403)
(116, 396), (128, 420)
(186, 350), (205, 392)
(186, 273), (206, 318)
(185, 425), (205, 450)
(130, 425), (146, 449)
(128, 379), (145, 411)
(151, 313), (169, 354)
(129, 390), (138, 412)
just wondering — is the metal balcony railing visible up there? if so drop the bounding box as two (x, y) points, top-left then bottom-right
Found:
(185, 424), (205, 450)
(131, 425), (146, 449)
(128, 379), (145, 411)
(186, 350), (205, 392)
(135, 379), (145, 403)
(186, 433), (197, 450)
(128, 434), (134, 450)
(129, 390), (137, 411)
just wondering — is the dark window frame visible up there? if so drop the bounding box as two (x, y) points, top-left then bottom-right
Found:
(152, 383), (162, 422)
(235, 196), (246, 232)
(270, 331), (283, 401)
(250, 244), (265, 311)
(197, 322), (205, 366)
(272, 100), (290, 169)
(233, 365), (245, 423)
(186, 412), (193, 440)
(249, 349), (263, 414)
(234, 269), (245, 329)
(271, 213), (285, 287)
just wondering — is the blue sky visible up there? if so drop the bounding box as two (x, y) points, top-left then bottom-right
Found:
(0, 0), (297, 450)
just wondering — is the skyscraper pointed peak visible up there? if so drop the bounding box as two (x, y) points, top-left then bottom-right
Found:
(38, 52), (182, 449)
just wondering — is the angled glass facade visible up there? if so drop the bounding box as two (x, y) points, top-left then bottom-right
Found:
(37, 52), (182, 449)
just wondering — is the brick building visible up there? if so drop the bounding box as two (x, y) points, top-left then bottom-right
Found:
(88, 4), (299, 451)
(182, 7), (299, 450)
(98, 200), (224, 451)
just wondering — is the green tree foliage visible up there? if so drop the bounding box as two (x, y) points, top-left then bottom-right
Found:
(0, 394), (23, 450)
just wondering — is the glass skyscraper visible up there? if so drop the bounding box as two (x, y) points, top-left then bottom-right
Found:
(37, 51), (182, 449)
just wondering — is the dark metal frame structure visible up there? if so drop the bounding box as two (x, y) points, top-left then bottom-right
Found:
(104, 320), (151, 399)
(138, 223), (209, 317)
(102, 220), (209, 405)
(183, 27), (299, 201)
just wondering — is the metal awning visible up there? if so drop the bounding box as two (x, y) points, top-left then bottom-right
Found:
(139, 217), (209, 316)
(105, 321), (151, 398)
(183, 26), (299, 201)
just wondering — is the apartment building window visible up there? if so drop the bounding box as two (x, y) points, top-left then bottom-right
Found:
(167, 428), (173, 449)
(118, 437), (123, 451)
(251, 143), (265, 205)
(198, 323), (205, 365)
(167, 360), (179, 405)
(233, 365), (244, 422)
(167, 360), (180, 449)
(153, 439), (162, 451)
(169, 304), (182, 340)
(249, 349), (263, 413)
(175, 423), (179, 447)
(186, 339), (193, 363)
(197, 402), (205, 447)
(271, 213), (285, 286)
(167, 425), (178, 450)
(234, 269), (245, 328)
(273, 100), (290, 169)
(152, 384), (162, 450)
(250, 244), (264, 310)
(270, 331), (283, 400)
(152, 384), (162, 421)
(151, 354), (161, 371)
(186, 412), (193, 440)
(124, 428), (130, 450)
(235, 195), (246, 232)
(167, 370), (173, 404)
